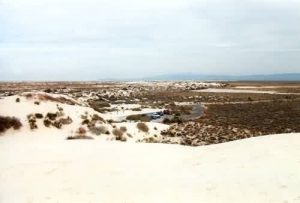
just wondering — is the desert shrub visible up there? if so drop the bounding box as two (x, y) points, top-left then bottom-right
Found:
(56, 105), (63, 112)
(35, 113), (43, 119)
(285, 95), (292, 99)
(0, 116), (22, 133)
(143, 137), (158, 143)
(66, 135), (93, 140)
(25, 93), (33, 99)
(91, 114), (105, 123)
(162, 118), (171, 124)
(126, 114), (151, 122)
(15, 98), (20, 102)
(90, 101), (111, 108)
(163, 116), (182, 124)
(89, 125), (108, 135)
(112, 128), (123, 140)
(36, 94), (76, 105)
(89, 101), (111, 113)
(82, 119), (90, 125)
(77, 127), (87, 135)
(44, 89), (52, 93)
(81, 114), (88, 120)
(43, 115), (72, 128)
(120, 126), (127, 132)
(57, 109), (64, 117)
(28, 116), (37, 130)
(52, 121), (62, 129)
(46, 112), (57, 120)
(154, 126), (157, 130)
(172, 116), (183, 124)
(43, 118), (51, 127)
(137, 122), (149, 133)
(59, 117), (72, 125)
(34, 101), (40, 105)
(120, 136), (127, 142)
(67, 127), (93, 140)
(132, 107), (142, 111)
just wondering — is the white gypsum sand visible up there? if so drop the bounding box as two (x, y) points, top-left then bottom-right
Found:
(0, 133), (300, 203)
(0, 93), (169, 141)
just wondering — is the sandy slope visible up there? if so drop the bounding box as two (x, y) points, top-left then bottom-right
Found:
(0, 93), (169, 141)
(0, 133), (300, 203)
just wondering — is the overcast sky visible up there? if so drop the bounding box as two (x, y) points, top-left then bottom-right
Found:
(0, 0), (300, 80)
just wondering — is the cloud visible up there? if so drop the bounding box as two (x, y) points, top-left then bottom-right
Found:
(0, 0), (300, 80)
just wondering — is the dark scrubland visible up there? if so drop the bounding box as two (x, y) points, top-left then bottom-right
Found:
(161, 99), (300, 146)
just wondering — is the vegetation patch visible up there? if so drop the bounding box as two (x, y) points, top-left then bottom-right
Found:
(89, 125), (109, 135)
(126, 114), (151, 122)
(35, 113), (43, 119)
(161, 100), (300, 146)
(112, 128), (126, 141)
(88, 101), (111, 113)
(43, 109), (72, 129)
(67, 127), (93, 140)
(137, 122), (149, 133)
(120, 126), (127, 132)
(0, 116), (22, 133)
(27, 114), (38, 130)
(132, 107), (142, 111)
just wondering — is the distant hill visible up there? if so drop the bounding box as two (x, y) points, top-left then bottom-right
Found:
(139, 73), (300, 81)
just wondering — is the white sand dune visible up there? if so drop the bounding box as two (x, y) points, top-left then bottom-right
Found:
(0, 93), (169, 141)
(1, 92), (300, 202)
(0, 133), (300, 203)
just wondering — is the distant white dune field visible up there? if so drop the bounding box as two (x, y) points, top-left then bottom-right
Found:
(0, 133), (300, 203)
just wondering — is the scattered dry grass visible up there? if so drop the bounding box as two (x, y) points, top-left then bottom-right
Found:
(24, 93), (76, 105)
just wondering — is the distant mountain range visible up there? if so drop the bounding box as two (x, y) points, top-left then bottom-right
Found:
(141, 73), (300, 81)
(99, 73), (300, 81)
